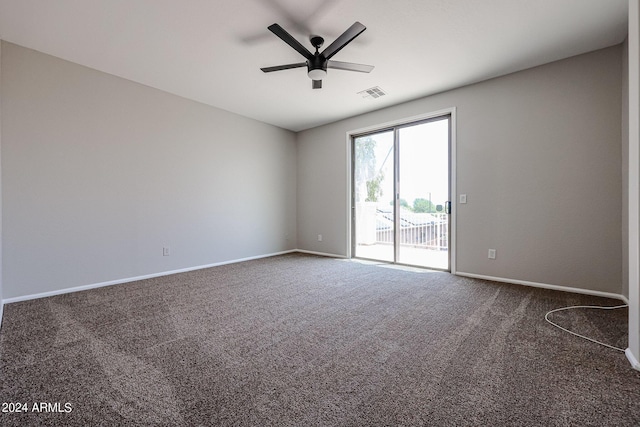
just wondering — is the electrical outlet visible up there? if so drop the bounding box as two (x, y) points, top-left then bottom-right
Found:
(163, 247), (170, 256)
(317, 234), (323, 242)
(488, 249), (496, 259)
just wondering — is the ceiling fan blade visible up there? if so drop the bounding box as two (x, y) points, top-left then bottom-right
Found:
(321, 21), (366, 60)
(261, 62), (307, 73)
(268, 23), (313, 60)
(312, 80), (322, 89)
(327, 60), (374, 73)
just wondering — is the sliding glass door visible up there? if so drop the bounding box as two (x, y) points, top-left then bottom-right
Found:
(353, 130), (395, 262)
(352, 115), (451, 270)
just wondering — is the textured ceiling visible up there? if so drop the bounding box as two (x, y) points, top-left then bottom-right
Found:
(0, 0), (629, 131)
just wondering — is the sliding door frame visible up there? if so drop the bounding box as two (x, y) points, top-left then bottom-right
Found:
(346, 107), (457, 273)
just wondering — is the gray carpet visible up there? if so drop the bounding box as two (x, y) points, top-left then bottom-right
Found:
(0, 253), (638, 426)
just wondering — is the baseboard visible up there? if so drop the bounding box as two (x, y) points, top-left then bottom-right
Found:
(295, 249), (348, 258)
(625, 348), (640, 371)
(0, 251), (625, 308)
(455, 271), (626, 302)
(2, 249), (298, 304)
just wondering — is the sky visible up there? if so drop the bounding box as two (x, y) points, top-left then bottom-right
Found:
(360, 118), (449, 208)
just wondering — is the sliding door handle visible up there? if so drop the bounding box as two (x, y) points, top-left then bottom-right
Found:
(445, 201), (451, 214)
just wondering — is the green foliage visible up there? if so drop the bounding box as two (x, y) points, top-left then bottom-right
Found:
(356, 136), (380, 203)
(365, 173), (384, 202)
(356, 136), (388, 203)
(413, 198), (436, 213)
(355, 137), (377, 183)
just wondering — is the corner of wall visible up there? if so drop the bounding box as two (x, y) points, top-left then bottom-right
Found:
(0, 39), (4, 330)
(627, 0), (640, 366)
(0, 39), (4, 331)
(623, 36), (630, 300)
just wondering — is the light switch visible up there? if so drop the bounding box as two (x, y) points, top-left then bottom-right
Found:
(460, 194), (467, 204)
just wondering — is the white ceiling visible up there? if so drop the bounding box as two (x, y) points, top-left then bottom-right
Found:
(0, 0), (629, 132)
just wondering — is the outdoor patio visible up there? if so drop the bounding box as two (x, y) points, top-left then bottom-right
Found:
(354, 243), (449, 270)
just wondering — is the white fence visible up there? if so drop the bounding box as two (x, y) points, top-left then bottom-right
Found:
(376, 212), (448, 251)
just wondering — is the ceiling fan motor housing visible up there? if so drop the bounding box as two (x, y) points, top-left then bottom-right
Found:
(307, 54), (328, 80)
(307, 36), (327, 80)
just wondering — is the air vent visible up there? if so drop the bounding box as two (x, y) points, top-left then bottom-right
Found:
(358, 86), (387, 99)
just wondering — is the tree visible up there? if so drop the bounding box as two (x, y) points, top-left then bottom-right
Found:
(355, 136), (377, 202)
(413, 198), (436, 213)
(365, 172), (384, 202)
(356, 136), (387, 203)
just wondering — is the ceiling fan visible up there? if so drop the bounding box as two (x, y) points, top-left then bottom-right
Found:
(260, 21), (374, 89)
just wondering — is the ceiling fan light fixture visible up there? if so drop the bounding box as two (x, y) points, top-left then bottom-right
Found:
(308, 68), (327, 80)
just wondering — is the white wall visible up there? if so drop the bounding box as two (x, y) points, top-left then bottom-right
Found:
(1, 41), (297, 300)
(0, 41), (3, 327)
(623, 36), (630, 300)
(297, 46), (623, 295)
(628, 0), (640, 369)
